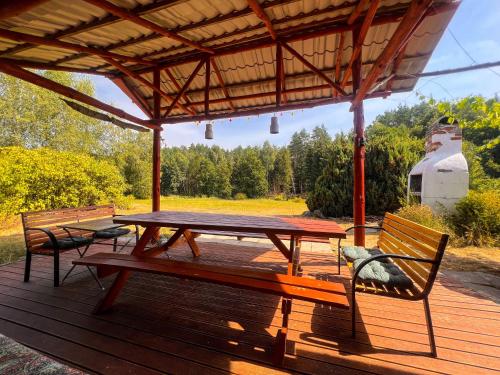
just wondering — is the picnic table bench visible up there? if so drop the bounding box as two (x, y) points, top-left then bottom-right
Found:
(338, 212), (449, 357)
(75, 211), (348, 365)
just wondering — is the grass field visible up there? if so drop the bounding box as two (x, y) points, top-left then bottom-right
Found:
(0, 196), (308, 264)
(1, 196), (498, 275)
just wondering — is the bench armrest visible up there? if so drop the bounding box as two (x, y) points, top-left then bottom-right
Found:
(337, 226), (384, 249)
(24, 227), (60, 251)
(352, 253), (435, 287)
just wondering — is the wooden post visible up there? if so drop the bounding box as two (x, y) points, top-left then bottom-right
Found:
(352, 26), (365, 247)
(152, 69), (162, 216)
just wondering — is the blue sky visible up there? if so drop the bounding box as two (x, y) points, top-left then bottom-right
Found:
(91, 0), (500, 149)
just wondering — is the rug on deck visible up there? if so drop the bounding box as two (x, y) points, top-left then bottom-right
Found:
(0, 334), (86, 375)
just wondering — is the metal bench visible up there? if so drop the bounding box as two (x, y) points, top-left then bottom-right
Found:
(75, 252), (349, 366)
(21, 205), (137, 287)
(338, 212), (449, 357)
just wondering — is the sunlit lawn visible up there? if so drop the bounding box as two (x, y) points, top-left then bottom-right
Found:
(0, 196), (308, 264)
(1, 196), (498, 276)
(123, 196), (308, 216)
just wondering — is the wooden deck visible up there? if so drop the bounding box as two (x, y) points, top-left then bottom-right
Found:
(0, 240), (498, 374)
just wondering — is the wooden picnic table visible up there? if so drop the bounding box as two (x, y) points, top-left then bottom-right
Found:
(113, 211), (346, 272)
(89, 211), (346, 311)
(77, 211), (348, 364)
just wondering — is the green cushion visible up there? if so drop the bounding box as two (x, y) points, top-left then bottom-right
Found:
(42, 236), (92, 250)
(341, 246), (384, 262)
(353, 259), (414, 289)
(95, 228), (130, 239)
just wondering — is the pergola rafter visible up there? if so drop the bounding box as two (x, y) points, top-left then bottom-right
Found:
(211, 58), (235, 111)
(341, 0), (381, 88)
(82, 0), (214, 54)
(163, 59), (205, 117)
(164, 67), (198, 114)
(149, 52), (430, 105)
(351, 0), (435, 108)
(247, 0), (278, 40)
(282, 43), (347, 96)
(0, 59), (157, 129)
(129, 1), (456, 77)
(0, 0), (184, 57)
(0, 28), (153, 66)
(102, 56), (194, 116)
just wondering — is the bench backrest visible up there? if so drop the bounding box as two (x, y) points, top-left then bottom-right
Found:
(22, 205), (115, 252)
(378, 212), (449, 296)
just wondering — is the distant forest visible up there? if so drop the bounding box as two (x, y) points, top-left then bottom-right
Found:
(0, 71), (498, 216)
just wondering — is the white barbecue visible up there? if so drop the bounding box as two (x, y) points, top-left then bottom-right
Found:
(408, 117), (469, 213)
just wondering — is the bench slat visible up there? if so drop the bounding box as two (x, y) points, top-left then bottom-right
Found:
(384, 213), (444, 243)
(75, 253), (349, 309)
(89, 252), (346, 295)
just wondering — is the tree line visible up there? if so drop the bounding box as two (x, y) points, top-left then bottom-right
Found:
(1, 70), (498, 217)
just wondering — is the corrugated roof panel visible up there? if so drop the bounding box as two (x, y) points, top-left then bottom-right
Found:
(0, 0), (459, 121)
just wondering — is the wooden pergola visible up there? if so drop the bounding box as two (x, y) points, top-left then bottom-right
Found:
(0, 0), (459, 245)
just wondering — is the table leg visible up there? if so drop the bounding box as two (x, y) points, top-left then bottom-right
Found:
(273, 298), (292, 366)
(287, 236), (295, 275)
(266, 233), (293, 274)
(94, 226), (155, 314)
(183, 229), (201, 257)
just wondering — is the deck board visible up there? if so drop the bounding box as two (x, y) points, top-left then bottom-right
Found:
(0, 241), (498, 374)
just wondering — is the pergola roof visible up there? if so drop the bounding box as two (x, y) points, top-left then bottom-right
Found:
(0, 0), (459, 127)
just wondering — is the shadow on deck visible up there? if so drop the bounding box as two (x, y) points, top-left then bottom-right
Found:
(0, 240), (498, 374)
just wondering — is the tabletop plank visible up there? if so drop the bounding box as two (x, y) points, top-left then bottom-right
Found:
(113, 211), (346, 238)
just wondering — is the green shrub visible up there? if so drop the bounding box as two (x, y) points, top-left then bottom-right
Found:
(448, 190), (500, 246)
(233, 192), (247, 200)
(396, 204), (451, 235)
(0, 147), (127, 215)
(307, 130), (422, 217)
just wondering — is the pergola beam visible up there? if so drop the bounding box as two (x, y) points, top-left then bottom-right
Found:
(211, 58), (235, 110)
(0, 58), (109, 76)
(0, 59), (157, 129)
(334, 33), (346, 96)
(0, 0), (50, 20)
(160, 72), (408, 109)
(341, 0), (380, 88)
(165, 68), (198, 114)
(111, 77), (153, 119)
(282, 42), (347, 96)
(41, 0), (306, 67)
(351, 0), (435, 108)
(82, 0), (214, 54)
(151, 52), (431, 102)
(276, 42), (283, 108)
(347, 0), (371, 25)
(0, 0), (184, 57)
(247, 0), (277, 40)
(0, 28), (153, 66)
(204, 57), (210, 116)
(157, 90), (390, 124)
(102, 57), (194, 115)
(163, 59), (206, 117)
(129, 1), (457, 77)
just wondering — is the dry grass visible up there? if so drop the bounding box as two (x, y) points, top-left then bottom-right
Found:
(1, 197), (497, 276)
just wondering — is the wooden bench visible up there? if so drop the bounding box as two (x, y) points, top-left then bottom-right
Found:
(75, 252), (349, 365)
(21, 205), (135, 287)
(338, 212), (449, 357)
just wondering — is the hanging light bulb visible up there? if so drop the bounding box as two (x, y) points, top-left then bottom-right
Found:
(270, 115), (279, 134)
(205, 122), (214, 139)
